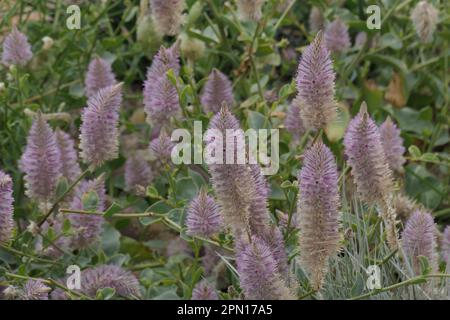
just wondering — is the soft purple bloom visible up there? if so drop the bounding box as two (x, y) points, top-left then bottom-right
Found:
(324, 18), (351, 53)
(235, 236), (294, 300)
(2, 27), (32, 66)
(379, 117), (406, 173)
(237, 0), (266, 21)
(55, 129), (81, 182)
(309, 7), (324, 33)
(143, 45), (180, 131)
(354, 32), (368, 48)
(202, 245), (222, 275)
(296, 31), (336, 130)
(186, 189), (222, 237)
(0, 170), (14, 243)
(20, 113), (62, 203)
(21, 280), (50, 300)
(297, 140), (340, 290)
(149, 131), (175, 165)
(85, 57), (117, 97)
(411, 1), (439, 43)
(124, 152), (153, 192)
(79, 83), (123, 168)
(441, 226), (450, 264)
(191, 280), (219, 300)
(284, 100), (305, 140)
(343, 103), (393, 205)
(201, 69), (234, 113)
(402, 210), (438, 274)
(151, 0), (185, 36)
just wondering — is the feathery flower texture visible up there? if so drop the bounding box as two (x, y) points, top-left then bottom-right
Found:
(2, 27), (32, 66)
(79, 83), (123, 168)
(151, 0), (185, 36)
(441, 226), (450, 264)
(411, 1), (439, 43)
(296, 31), (336, 130)
(191, 280), (219, 300)
(85, 57), (117, 97)
(324, 18), (351, 53)
(309, 7), (324, 33)
(201, 69), (234, 113)
(21, 280), (50, 300)
(55, 129), (81, 182)
(237, 0), (266, 21)
(0, 170), (14, 243)
(284, 100), (305, 140)
(379, 117), (406, 173)
(149, 131), (175, 165)
(20, 113), (62, 203)
(186, 189), (222, 237)
(297, 140), (340, 290)
(124, 152), (153, 192)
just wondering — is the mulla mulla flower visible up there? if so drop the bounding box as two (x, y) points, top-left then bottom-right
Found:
(21, 280), (50, 300)
(284, 100), (305, 141)
(402, 210), (438, 275)
(186, 189), (222, 237)
(0, 170), (14, 243)
(324, 18), (351, 53)
(235, 236), (295, 300)
(379, 117), (406, 173)
(143, 45), (180, 131)
(297, 140), (341, 290)
(191, 280), (219, 300)
(441, 226), (450, 264)
(84, 57), (117, 97)
(55, 129), (81, 183)
(1, 27), (33, 66)
(149, 130), (175, 165)
(309, 7), (324, 33)
(296, 31), (336, 130)
(200, 69), (234, 113)
(150, 0), (185, 36)
(79, 83), (123, 168)
(124, 152), (153, 193)
(20, 112), (62, 204)
(236, 0), (266, 21)
(411, 1), (439, 43)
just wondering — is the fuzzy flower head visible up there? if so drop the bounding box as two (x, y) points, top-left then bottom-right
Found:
(379, 117), (406, 173)
(237, 0), (266, 21)
(85, 57), (117, 97)
(441, 226), (450, 264)
(79, 83), (123, 168)
(124, 152), (153, 193)
(0, 170), (14, 243)
(354, 31), (368, 48)
(191, 280), (219, 300)
(149, 131), (175, 166)
(151, 0), (185, 36)
(324, 18), (351, 53)
(343, 102), (393, 205)
(21, 280), (50, 300)
(200, 69), (234, 113)
(20, 113), (62, 203)
(411, 1), (439, 43)
(284, 99), (306, 140)
(186, 189), (222, 237)
(55, 129), (81, 183)
(296, 31), (336, 130)
(297, 140), (341, 290)
(2, 27), (33, 66)
(309, 7), (324, 33)
(402, 210), (438, 274)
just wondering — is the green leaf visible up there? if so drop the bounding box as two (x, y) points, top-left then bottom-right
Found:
(175, 177), (198, 201)
(101, 223), (121, 256)
(82, 191), (99, 211)
(96, 287), (116, 300)
(146, 185), (159, 199)
(55, 176), (69, 199)
(408, 145), (421, 158)
(247, 110), (267, 130)
(104, 202), (122, 218)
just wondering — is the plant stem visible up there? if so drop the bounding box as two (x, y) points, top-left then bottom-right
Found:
(0, 243), (61, 265)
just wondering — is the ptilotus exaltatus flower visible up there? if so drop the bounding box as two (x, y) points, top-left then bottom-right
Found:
(200, 69), (234, 113)
(186, 189), (222, 237)
(324, 18), (351, 53)
(309, 7), (324, 33)
(149, 130), (175, 166)
(236, 0), (266, 21)
(0, 170), (14, 243)
(235, 235), (295, 300)
(402, 210), (438, 275)
(296, 31), (336, 130)
(297, 140), (341, 290)
(379, 117), (406, 173)
(150, 0), (185, 36)
(21, 280), (50, 300)
(84, 57), (117, 97)
(124, 152), (153, 193)
(191, 280), (219, 300)
(20, 113), (62, 203)
(441, 226), (450, 264)
(143, 45), (180, 130)
(411, 1), (439, 43)
(1, 27), (33, 66)
(284, 100), (305, 141)
(55, 129), (81, 183)
(79, 83), (123, 168)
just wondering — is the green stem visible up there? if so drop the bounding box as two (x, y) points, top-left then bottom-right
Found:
(0, 243), (61, 265)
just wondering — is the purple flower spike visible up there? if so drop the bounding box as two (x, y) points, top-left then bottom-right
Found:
(297, 140), (340, 290)
(149, 131), (175, 165)
(79, 83), (123, 168)
(284, 100), (305, 140)
(411, 1), (438, 43)
(343, 102), (393, 205)
(20, 113), (62, 203)
(296, 31), (336, 130)
(441, 226), (450, 264)
(379, 117), (406, 173)
(201, 69), (234, 113)
(191, 280), (219, 300)
(21, 280), (50, 300)
(235, 236), (294, 300)
(324, 18), (351, 53)
(0, 170), (14, 243)
(402, 210), (438, 274)
(186, 189), (222, 237)
(309, 7), (324, 33)
(55, 129), (81, 183)
(151, 0), (185, 36)
(2, 27), (32, 66)
(124, 152), (153, 193)
(85, 57), (117, 97)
